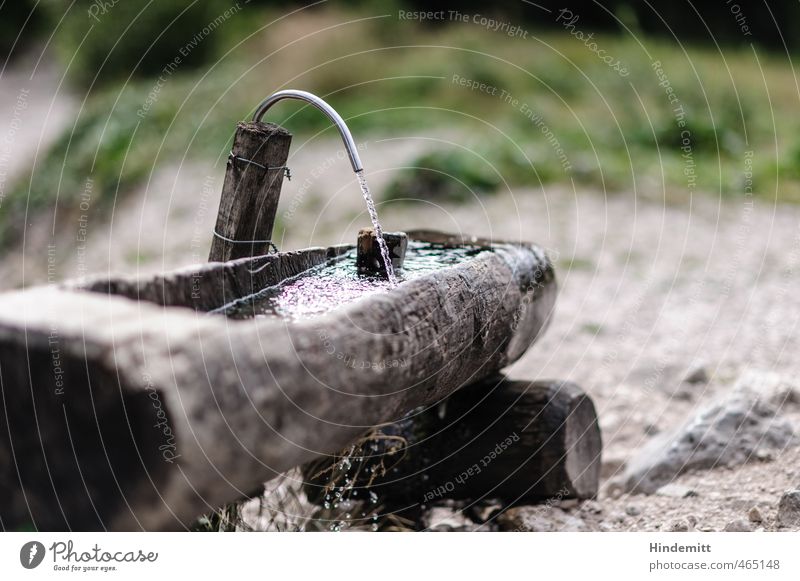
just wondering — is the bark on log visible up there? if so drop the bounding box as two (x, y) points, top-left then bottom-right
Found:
(0, 234), (555, 530)
(208, 122), (292, 262)
(302, 376), (601, 507)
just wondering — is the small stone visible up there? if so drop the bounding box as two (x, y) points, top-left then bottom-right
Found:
(580, 500), (603, 514)
(625, 505), (641, 517)
(423, 507), (472, 531)
(777, 489), (800, 528)
(684, 365), (709, 385)
(755, 449), (775, 462)
(601, 455), (626, 480)
(644, 423), (660, 436)
(673, 386), (695, 401)
(748, 506), (763, 523)
(655, 484), (697, 499)
(739, 368), (800, 408)
(495, 506), (588, 532)
(604, 481), (624, 499)
(669, 519), (689, 532)
(724, 518), (753, 532)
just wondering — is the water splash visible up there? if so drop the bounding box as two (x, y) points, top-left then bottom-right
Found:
(356, 170), (397, 286)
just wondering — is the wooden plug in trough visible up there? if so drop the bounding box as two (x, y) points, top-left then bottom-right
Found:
(0, 91), (600, 531)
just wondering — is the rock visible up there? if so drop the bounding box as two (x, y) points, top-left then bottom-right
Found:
(777, 490), (800, 528)
(644, 423), (660, 436)
(748, 506), (764, 523)
(737, 369), (800, 409)
(656, 484), (697, 499)
(724, 518), (753, 532)
(684, 364), (710, 385)
(423, 507), (474, 531)
(580, 500), (603, 514)
(755, 449), (775, 462)
(601, 454), (627, 480)
(613, 372), (797, 494)
(625, 505), (641, 517)
(604, 480), (625, 499)
(668, 519), (690, 532)
(495, 506), (589, 532)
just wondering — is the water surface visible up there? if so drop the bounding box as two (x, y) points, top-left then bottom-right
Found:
(223, 241), (485, 321)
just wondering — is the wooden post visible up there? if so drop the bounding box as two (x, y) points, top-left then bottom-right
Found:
(208, 122), (292, 262)
(357, 227), (408, 274)
(302, 376), (601, 507)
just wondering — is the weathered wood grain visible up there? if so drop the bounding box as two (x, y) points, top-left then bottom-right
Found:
(0, 234), (555, 530)
(207, 122), (292, 262)
(303, 376), (601, 508)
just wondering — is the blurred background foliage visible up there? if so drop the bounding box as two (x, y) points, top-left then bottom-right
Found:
(2, 0), (800, 248)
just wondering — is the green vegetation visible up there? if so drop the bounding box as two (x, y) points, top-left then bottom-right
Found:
(5, 6), (800, 247)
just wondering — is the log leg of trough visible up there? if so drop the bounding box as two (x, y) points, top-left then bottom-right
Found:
(302, 376), (602, 509)
(208, 121), (292, 262)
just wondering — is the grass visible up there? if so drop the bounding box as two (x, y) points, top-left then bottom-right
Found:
(5, 7), (800, 248)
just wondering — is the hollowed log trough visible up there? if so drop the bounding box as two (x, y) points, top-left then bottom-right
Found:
(0, 231), (567, 530)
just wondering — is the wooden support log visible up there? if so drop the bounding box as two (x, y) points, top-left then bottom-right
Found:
(357, 228), (408, 274)
(302, 376), (601, 508)
(0, 234), (556, 530)
(208, 122), (292, 262)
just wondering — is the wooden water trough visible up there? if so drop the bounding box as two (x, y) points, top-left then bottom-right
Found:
(0, 95), (601, 531)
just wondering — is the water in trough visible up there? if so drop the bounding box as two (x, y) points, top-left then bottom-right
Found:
(222, 241), (485, 321)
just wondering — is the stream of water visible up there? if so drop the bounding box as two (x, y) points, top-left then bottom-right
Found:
(356, 170), (397, 286)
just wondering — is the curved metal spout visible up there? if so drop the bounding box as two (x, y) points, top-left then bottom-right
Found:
(252, 89), (363, 173)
